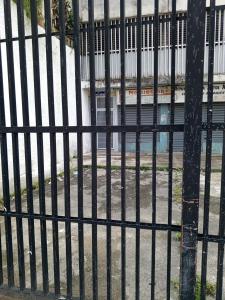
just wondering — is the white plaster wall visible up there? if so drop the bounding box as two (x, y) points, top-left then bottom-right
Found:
(79, 0), (225, 21)
(0, 0), (91, 195)
(81, 87), (91, 152)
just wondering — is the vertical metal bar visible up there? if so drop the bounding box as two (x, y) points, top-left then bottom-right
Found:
(168, 15), (171, 75)
(44, 0), (60, 295)
(80, 25), (83, 56)
(164, 17), (167, 75)
(160, 17), (162, 73)
(135, 0), (142, 299)
(72, 1), (85, 299)
(143, 18), (145, 75)
(120, 1), (126, 299)
(151, 17), (154, 78)
(175, 16), (178, 72)
(111, 21), (114, 77)
(217, 10), (222, 73)
(118, 19), (121, 52)
(216, 131), (225, 300)
(179, 1), (206, 299)
(30, 0), (49, 293)
(147, 17), (150, 75)
(58, 1), (72, 297)
(181, 16), (184, 74)
(135, 17), (137, 52)
(16, 0), (37, 291)
(88, 1), (98, 299)
(0, 225), (3, 285)
(216, 9), (225, 289)
(151, 1), (159, 298)
(0, 41), (14, 289)
(214, 10), (217, 73)
(86, 24), (88, 80)
(115, 21), (118, 77)
(177, 17), (180, 74)
(3, 0), (25, 290)
(201, 1), (215, 299)
(100, 26), (103, 78)
(167, 16), (170, 75)
(222, 11), (225, 72)
(131, 20), (133, 52)
(167, 1), (176, 299)
(204, 13), (207, 74)
(104, 0), (112, 299)
(96, 25), (99, 76)
(126, 21), (128, 53)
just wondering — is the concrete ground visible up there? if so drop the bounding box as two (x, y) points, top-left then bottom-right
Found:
(82, 151), (223, 171)
(0, 153), (224, 299)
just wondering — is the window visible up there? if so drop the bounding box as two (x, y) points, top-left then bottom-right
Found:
(80, 8), (224, 55)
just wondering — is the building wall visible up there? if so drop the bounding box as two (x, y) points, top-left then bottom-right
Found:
(0, 0), (91, 196)
(113, 85), (225, 154)
(79, 0), (225, 21)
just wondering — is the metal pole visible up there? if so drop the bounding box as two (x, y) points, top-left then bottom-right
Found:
(180, 1), (206, 299)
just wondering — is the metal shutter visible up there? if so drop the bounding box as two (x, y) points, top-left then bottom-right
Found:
(212, 103), (225, 144)
(173, 104), (211, 153)
(174, 103), (225, 153)
(202, 103), (225, 153)
(174, 104), (184, 152)
(118, 105), (160, 152)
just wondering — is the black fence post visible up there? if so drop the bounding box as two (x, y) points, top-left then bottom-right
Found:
(179, 1), (206, 299)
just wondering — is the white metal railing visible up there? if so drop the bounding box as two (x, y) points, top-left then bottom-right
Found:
(80, 8), (225, 81)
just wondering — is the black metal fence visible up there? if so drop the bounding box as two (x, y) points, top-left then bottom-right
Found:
(0, 0), (224, 299)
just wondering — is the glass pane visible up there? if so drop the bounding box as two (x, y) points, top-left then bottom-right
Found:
(97, 111), (106, 125)
(97, 97), (114, 109)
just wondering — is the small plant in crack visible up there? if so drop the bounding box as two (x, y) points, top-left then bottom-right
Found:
(172, 275), (216, 299)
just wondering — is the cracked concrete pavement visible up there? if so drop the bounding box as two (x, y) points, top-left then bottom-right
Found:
(0, 154), (224, 299)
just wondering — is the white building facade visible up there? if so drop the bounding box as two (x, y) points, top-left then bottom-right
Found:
(79, 0), (225, 154)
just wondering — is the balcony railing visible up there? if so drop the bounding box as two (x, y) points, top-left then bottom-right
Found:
(80, 6), (225, 81)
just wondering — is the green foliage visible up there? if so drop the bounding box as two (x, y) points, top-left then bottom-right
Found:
(66, 5), (74, 32)
(174, 184), (182, 204)
(175, 232), (181, 241)
(52, 0), (74, 32)
(13, 0), (43, 19)
(174, 171), (182, 204)
(195, 275), (216, 299)
(172, 275), (216, 299)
